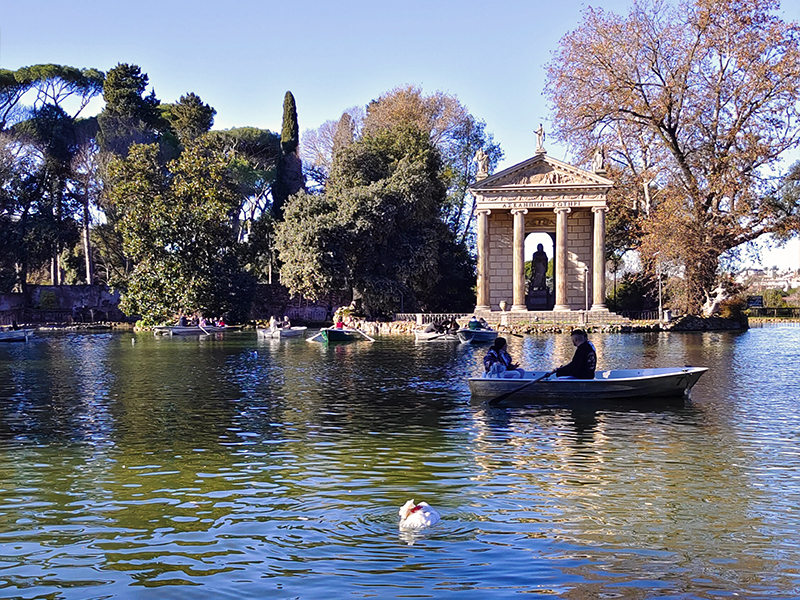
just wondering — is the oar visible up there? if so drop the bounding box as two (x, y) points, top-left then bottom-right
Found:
(306, 331), (324, 343)
(198, 324), (211, 335)
(355, 328), (376, 342)
(488, 370), (553, 405)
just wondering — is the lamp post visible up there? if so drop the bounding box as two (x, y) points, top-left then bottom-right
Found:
(584, 266), (589, 312)
(656, 255), (663, 322)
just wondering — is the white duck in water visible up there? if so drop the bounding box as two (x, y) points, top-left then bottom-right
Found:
(398, 499), (440, 529)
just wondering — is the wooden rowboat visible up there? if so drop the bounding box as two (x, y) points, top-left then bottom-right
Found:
(456, 327), (499, 344)
(0, 328), (34, 342)
(470, 366), (708, 402)
(257, 326), (307, 339)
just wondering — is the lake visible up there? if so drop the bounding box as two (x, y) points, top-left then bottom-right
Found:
(0, 325), (799, 599)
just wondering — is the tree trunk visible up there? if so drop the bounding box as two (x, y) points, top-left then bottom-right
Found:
(83, 202), (94, 284)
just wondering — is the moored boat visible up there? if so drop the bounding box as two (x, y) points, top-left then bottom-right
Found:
(414, 329), (459, 342)
(470, 366), (708, 402)
(320, 327), (368, 342)
(257, 326), (308, 339)
(0, 328), (34, 342)
(457, 327), (499, 344)
(153, 325), (234, 336)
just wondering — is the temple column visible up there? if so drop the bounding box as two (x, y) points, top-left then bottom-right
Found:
(475, 209), (491, 311)
(591, 207), (609, 311)
(553, 207), (571, 311)
(511, 208), (528, 311)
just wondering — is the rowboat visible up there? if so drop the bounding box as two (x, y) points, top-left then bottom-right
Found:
(0, 328), (34, 342)
(457, 327), (499, 344)
(257, 326), (307, 339)
(320, 327), (368, 342)
(414, 330), (459, 342)
(305, 327), (375, 343)
(470, 366), (708, 402)
(153, 325), (232, 336)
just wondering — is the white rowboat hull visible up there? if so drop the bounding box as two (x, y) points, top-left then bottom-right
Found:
(414, 331), (459, 342)
(0, 329), (34, 342)
(154, 326), (230, 335)
(258, 326), (307, 339)
(470, 367), (708, 402)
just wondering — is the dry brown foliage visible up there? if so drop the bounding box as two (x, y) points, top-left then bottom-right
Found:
(545, 0), (800, 312)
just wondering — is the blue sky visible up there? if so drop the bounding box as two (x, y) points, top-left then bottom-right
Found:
(2, 0), (799, 270)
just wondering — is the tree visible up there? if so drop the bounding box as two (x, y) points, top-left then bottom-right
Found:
(272, 91), (305, 218)
(362, 86), (502, 244)
(276, 125), (462, 314)
(0, 64), (104, 289)
(108, 141), (252, 325)
(97, 64), (164, 157)
(545, 0), (800, 312)
(163, 92), (216, 145)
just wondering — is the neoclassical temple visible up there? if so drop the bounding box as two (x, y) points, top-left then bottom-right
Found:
(469, 147), (613, 314)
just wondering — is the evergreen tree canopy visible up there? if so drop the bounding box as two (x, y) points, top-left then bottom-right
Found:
(97, 63), (165, 156)
(164, 92), (216, 144)
(108, 141), (252, 325)
(276, 125), (474, 314)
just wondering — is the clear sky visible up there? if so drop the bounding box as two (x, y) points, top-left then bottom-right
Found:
(2, 0), (799, 270)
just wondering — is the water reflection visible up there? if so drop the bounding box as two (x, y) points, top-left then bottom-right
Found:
(0, 328), (799, 598)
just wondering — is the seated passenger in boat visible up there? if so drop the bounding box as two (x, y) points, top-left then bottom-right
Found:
(483, 337), (525, 379)
(178, 314), (188, 327)
(554, 329), (597, 379)
(282, 316), (291, 329)
(468, 316), (481, 330)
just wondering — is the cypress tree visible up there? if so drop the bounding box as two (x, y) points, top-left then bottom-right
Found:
(280, 91), (299, 154)
(273, 91), (305, 219)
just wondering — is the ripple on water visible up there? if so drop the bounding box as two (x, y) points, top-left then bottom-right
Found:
(1, 331), (800, 598)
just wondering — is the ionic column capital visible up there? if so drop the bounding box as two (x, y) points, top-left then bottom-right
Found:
(591, 206), (609, 214)
(510, 208), (528, 216)
(476, 208), (492, 217)
(554, 207), (572, 215)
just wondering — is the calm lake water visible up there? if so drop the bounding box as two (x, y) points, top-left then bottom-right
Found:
(1, 325), (799, 599)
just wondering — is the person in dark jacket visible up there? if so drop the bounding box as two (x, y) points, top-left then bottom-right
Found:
(554, 329), (596, 379)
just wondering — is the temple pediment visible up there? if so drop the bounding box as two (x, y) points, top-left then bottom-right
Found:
(470, 153), (613, 194)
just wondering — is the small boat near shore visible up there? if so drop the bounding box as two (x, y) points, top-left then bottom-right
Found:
(153, 325), (238, 336)
(414, 330), (459, 342)
(457, 328), (499, 344)
(0, 328), (34, 342)
(307, 327), (375, 343)
(257, 326), (307, 339)
(470, 367), (708, 402)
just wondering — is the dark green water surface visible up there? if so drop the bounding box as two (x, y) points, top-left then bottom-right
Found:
(0, 326), (799, 599)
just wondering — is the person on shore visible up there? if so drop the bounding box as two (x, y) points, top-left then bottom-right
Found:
(483, 337), (525, 379)
(553, 329), (596, 379)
